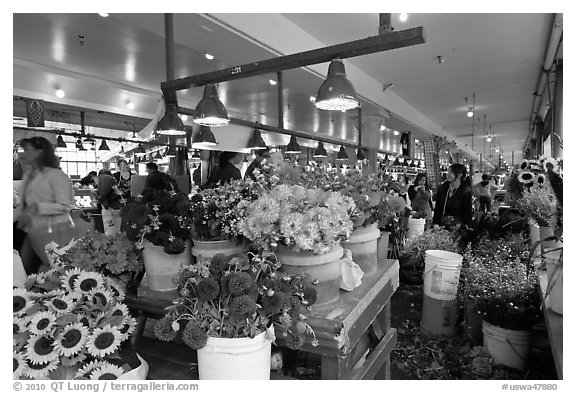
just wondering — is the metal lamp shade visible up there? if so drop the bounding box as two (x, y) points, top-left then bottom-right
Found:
(356, 148), (366, 160)
(336, 145), (349, 160)
(154, 150), (163, 160)
(192, 126), (218, 148)
(98, 139), (110, 151)
(193, 84), (230, 127)
(157, 103), (186, 135)
(247, 128), (267, 149)
(313, 141), (328, 158)
(314, 59), (359, 111)
(285, 136), (301, 154)
(135, 143), (147, 156)
(56, 135), (67, 149)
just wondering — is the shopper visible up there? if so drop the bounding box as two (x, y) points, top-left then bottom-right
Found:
(408, 173), (434, 225)
(245, 149), (270, 181)
(432, 163), (473, 228)
(79, 171), (98, 187)
(97, 169), (123, 235)
(13, 137), (76, 273)
(473, 174), (498, 213)
(113, 158), (134, 198)
(205, 151), (243, 187)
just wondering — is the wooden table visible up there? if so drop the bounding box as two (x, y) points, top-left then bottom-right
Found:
(538, 270), (563, 379)
(125, 259), (399, 380)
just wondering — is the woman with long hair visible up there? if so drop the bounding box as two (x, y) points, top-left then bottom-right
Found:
(408, 172), (434, 226)
(13, 137), (76, 273)
(432, 163), (473, 228)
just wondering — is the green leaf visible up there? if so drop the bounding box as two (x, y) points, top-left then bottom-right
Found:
(98, 315), (126, 328)
(54, 313), (78, 326)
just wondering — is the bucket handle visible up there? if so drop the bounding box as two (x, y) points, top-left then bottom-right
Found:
(422, 264), (461, 278)
(505, 337), (529, 361)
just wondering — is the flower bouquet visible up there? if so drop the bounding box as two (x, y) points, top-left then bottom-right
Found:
(121, 190), (192, 254)
(154, 252), (318, 350)
(515, 184), (557, 227)
(239, 184), (355, 254)
(13, 265), (141, 380)
(190, 179), (263, 241)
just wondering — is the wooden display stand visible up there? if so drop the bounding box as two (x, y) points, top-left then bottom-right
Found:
(125, 259), (399, 380)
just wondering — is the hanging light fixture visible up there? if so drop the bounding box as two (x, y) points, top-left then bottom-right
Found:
(134, 143), (147, 156)
(98, 139), (110, 151)
(192, 126), (218, 148)
(154, 150), (163, 160)
(336, 145), (349, 160)
(164, 145), (177, 158)
(157, 102), (186, 135)
(356, 148), (366, 160)
(118, 144), (125, 156)
(314, 58), (359, 111)
(190, 150), (201, 161)
(285, 136), (302, 154)
(56, 134), (67, 149)
(247, 128), (267, 150)
(75, 139), (84, 150)
(313, 141), (328, 158)
(193, 84), (229, 127)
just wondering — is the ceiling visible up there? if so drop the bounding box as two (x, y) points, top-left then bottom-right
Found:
(13, 13), (561, 167)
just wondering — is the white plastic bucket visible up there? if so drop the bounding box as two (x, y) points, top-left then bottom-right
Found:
(191, 238), (250, 265)
(141, 240), (192, 291)
(377, 231), (390, 261)
(545, 249), (562, 315)
(197, 329), (273, 380)
(406, 218), (426, 240)
(422, 250), (463, 301)
(482, 321), (531, 371)
(341, 223), (380, 276)
(420, 295), (457, 337)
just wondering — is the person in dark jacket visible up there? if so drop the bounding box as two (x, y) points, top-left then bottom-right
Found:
(143, 162), (167, 193)
(408, 173), (434, 226)
(433, 163), (473, 228)
(205, 151), (243, 187)
(244, 148), (270, 181)
(97, 169), (123, 235)
(79, 171), (98, 187)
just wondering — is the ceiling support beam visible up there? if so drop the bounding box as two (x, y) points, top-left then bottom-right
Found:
(161, 26), (425, 92)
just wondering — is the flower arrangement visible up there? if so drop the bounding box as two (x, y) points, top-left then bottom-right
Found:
(154, 252), (318, 350)
(190, 179), (264, 241)
(515, 184), (557, 227)
(461, 250), (541, 331)
(239, 184), (355, 254)
(57, 231), (143, 278)
(121, 190), (192, 254)
(13, 265), (138, 380)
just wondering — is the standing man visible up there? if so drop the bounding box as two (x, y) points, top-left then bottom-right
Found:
(244, 149), (270, 181)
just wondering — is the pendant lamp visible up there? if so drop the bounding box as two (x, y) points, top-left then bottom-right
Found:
(313, 141), (328, 158)
(75, 139), (84, 150)
(192, 126), (218, 148)
(157, 102), (186, 135)
(336, 145), (349, 160)
(285, 136), (301, 154)
(134, 143), (147, 156)
(193, 84), (229, 127)
(56, 134), (67, 149)
(356, 148), (366, 160)
(314, 58), (360, 111)
(247, 128), (267, 150)
(98, 139), (110, 151)
(154, 150), (163, 160)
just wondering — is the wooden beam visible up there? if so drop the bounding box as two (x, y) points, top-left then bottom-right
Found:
(161, 27), (425, 92)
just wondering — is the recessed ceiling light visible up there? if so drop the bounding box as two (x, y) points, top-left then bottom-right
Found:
(205, 53), (214, 60)
(269, 79), (277, 86)
(309, 96), (316, 102)
(55, 88), (65, 98)
(127, 101), (135, 110)
(393, 130), (400, 136)
(414, 138), (419, 143)
(180, 114), (188, 122)
(399, 13), (408, 22)
(98, 13), (109, 17)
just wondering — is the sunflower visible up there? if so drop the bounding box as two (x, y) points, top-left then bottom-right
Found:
(23, 358), (58, 379)
(74, 272), (105, 295)
(543, 157), (559, 173)
(86, 325), (122, 357)
(48, 294), (76, 314)
(75, 360), (107, 379)
(88, 287), (114, 308)
(529, 159), (543, 171)
(25, 334), (59, 365)
(108, 303), (130, 318)
(60, 267), (83, 292)
(13, 351), (26, 379)
(29, 310), (57, 335)
(518, 171), (535, 184)
(90, 362), (125, 380)
(13, 288), (33, 316)
(536, 173), (547, 186)
(118, 316), (137, 340)
(54, 323), (89, 357)
(519, 159), (530, 171)
(105, 278), (126, 302)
